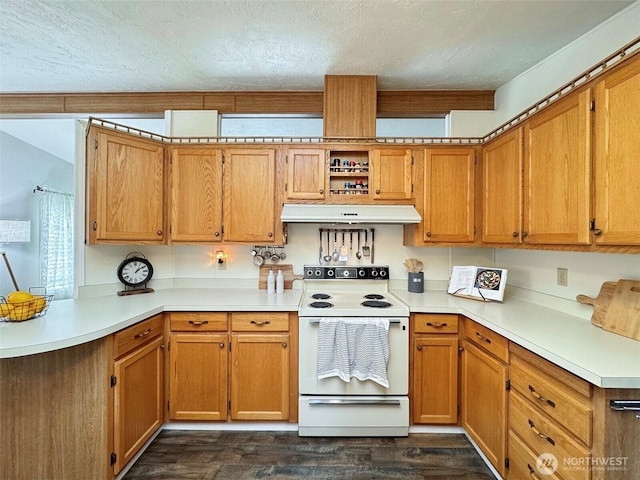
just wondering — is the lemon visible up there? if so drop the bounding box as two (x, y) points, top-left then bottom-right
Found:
(0, 303), (14, 317)
(7, 291), (34, 304)
(7, 304), (33, 321)
(30, 295), (46, 314)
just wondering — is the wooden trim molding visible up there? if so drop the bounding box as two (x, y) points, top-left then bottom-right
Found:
(0, 90), (494, 116)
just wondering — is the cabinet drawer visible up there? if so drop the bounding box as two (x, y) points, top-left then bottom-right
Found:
(509, 430), (562, 480)
(511, 354), (592, 446)
(414, 314), (459, 334)
(114, 314), (164, 359)
(510, 392), (590, 480)
(170, 312), (228, 331)
(231, 312), (289, 331)
(464, 318), (508, 363)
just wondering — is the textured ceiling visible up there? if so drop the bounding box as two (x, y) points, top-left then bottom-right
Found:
(0, 0), (634, 94)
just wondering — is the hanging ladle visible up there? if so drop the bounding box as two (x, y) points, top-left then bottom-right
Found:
(331, 230), (340, 262)
(323, 230), (332, 263)
(356, 230), (362, 259)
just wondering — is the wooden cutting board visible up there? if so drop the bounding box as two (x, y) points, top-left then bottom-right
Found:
(601, 279), (640, 341)
(258, 264), (304, 290)
(576, 281), (618, 327)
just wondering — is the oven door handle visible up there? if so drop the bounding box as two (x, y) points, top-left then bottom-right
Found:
(307, 319), (403, 325)
(308, 399), (401, 406)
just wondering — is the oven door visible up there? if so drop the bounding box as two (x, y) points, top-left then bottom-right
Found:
(298, 316), (408, 396)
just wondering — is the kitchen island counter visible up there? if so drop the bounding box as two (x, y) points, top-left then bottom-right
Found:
(0, 288), (303, 359)
(392, 289), (640, 389)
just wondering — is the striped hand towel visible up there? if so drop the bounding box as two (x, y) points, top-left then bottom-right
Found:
(317, 318), (390, 388)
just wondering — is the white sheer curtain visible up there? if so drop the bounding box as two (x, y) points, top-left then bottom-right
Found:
(40, 190), (74, 299)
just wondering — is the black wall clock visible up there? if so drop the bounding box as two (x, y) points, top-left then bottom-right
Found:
(116, 252), (154, 296)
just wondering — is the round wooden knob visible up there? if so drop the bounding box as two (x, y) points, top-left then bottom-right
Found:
(376, 189), (380, 194)
(417, 345), (422, 351)
(319, 189), (324, 194)
(282, 342), (288, 348)
(268, 232), (273, 237)
(157, 230), (163, 235)
(219, 343), (225, 348)
(426, 232), (432, 237)
(522, 231), (528, 237)
(215, 232), (220, 237)
(512, 232), (518, 237)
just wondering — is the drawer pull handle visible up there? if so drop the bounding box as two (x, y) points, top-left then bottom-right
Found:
(426, 322), (448, 328)
(528, 419), (556, 446)
(475, 331), (492, 344)
(527, 464), (542, 480)
(188, 320), (209, 326)
(250, 320), (271, 326)
(529, 385), (556, 408)
(610, 400), (640, 412)
(134, 329), (151, 339)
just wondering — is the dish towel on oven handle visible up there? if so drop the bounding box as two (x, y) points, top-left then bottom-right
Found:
(317, 318), (390, 388)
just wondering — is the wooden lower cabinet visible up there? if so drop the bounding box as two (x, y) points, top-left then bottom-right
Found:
(411, 314), (459, 424)
(168, 332), (228, 420)
(461, 319), (509, 478)
(113, 335), (164, 474)
(230, 333), (290, 420)
(168, 312), (295, 423)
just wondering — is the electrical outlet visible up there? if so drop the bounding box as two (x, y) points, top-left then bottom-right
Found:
(557, 267), (568, 286)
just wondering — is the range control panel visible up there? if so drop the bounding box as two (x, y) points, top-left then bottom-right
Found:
(303, 265), (389, 280)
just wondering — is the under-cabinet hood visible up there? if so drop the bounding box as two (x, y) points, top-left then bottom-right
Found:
(280, 204), (421, 224)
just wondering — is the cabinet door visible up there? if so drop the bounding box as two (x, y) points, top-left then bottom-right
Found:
(169, 147), (223, 243)
(230, 333), (289, 420)
(113, 336), (164, 474)
(371, 148), (413, 200)
(223, 148), (278, 242)
(423, 147), (476, 243)
(482, 128), (523, 243)
(523, 89), (592, 245)
(89, 128), (165, 244)
(412, 336), (458, 424)
(169, 333), (228, 421)
(594, 57), (640, 245)
(461, 340), (508, 478)
(286, 148), (326, 200)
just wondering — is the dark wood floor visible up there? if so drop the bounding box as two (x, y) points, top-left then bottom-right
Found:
(123, 430), (496, 479)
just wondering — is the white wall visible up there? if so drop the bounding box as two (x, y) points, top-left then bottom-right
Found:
(0, 132), (74, 295)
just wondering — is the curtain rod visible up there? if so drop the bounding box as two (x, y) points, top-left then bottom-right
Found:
(33, 185), (73, 196)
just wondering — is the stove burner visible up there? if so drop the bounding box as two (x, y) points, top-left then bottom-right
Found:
(363, 294), (385, 300)
(309, 301), (334, 309)
(361, 300), (392, 308)
(311, 293), (332, 300)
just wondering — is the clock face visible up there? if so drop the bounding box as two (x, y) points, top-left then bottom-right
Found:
(117, 257), (153, 288)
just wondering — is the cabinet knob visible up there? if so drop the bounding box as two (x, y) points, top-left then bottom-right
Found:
(215, 231), (220, 237)
(319, 189), (324, 194)
(426, 232), (432, 237)
(592, 229), (602, 236)
(157, 230), (163, 236)
(375, 189), (381, 194)
(219, 342), (225, 348)
(268, 232), (273, 237)
(417, 345), (422, 351)
(522, 231), (528, 237)
(512, 232), (519, 238)
(282, 342), (288, 348)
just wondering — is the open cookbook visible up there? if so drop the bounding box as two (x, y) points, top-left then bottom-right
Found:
(447, 266), (508, 302)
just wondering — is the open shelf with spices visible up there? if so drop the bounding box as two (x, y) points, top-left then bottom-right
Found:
(328, 150), (370, 197)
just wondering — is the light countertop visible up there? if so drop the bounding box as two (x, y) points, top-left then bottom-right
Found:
(1, 287), (638, 389)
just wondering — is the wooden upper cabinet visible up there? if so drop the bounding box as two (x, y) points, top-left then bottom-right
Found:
(169, 147), (223, 243)
(87, 127), (166, 244)
(223, 148), (279, 243)
(523, 89), (592, 245)
(285, 148), (326, 200)
(371, 148), (413, 200)
(482, 127), (523, 244)
(594, 56), (640, 245)
(323, 75), (377, 138)
(423, 147), (476, 243)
